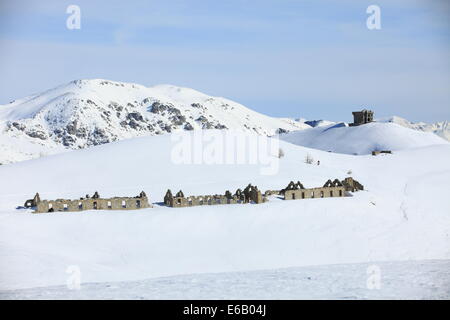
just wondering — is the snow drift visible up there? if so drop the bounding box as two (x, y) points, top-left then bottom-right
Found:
(280, 122), (448, 155)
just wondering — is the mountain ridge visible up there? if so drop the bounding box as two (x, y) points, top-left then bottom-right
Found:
(0, 79), (309, 164)
(1, 78), (449, 164)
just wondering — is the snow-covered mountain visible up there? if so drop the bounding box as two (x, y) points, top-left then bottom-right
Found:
(0, 79), (309, 164)
(378, 116), (450, 142)
(280, 122), (448, 155)
(1, 78), (448, 164)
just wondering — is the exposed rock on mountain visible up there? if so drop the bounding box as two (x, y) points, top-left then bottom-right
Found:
(0, 79), (309, 164)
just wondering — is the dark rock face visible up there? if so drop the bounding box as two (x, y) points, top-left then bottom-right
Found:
(162, 124), (172, 133)
(127, 112), (144, 122)
(62, 135), (76, 146)
(196, 115), (208, 122)
(86, 99), (97, 106)
(3, 94), (240, 156)
(194, 115), (226, 130)
(184, 123), (194, 130)
(11, 122), (26, 131)
(74, 127), (87, 139)
(276, 128), (289, 134)
(149, 101), (181, 115)
(215, 124), (227, 129)
(191, 103), (204, 109)
(170, 115), (186, 126)
(128, 120), (141, 129)
(148, 101), (189, 131)
(66, 121), (78, 135)
(88, 127), (111, 145)
(150, 102), (170, 114)
(26, 130), (48, 140)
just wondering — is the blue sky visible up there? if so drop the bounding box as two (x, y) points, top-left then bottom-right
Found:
(0, 0), (449, 122)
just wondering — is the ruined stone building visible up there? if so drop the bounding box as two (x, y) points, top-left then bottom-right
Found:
(340, 177), (364, 192)
(372, 150), (392, 156)
(350, 109), (374, 126)
(23, 177), (364, 213)
(164, 184), (265, 208)
(24, 193), (41, 208)
(26, 191), (151, 213)
(281, 177), (363, 200)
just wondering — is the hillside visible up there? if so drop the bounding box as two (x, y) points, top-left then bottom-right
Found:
(280, 122), (448, 155)
(0, 132), (449, 292)
(0, 79), (309, 164)
(378, 116), (450, 142)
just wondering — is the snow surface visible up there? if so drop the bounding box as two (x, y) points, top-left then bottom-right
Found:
(0, 132), (449, 297)
(280, 122), (448, 155)
(1, 260), (448, 299)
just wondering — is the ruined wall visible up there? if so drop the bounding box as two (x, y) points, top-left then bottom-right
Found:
(284, 186), (345, 200)
(169, 194), (246, 208)
(264, 190), (281, 197)
(28, 177), (363, 213)
(165, 184), (265, 208)
(341, 177), (364, 192)
(35, 196), (150, 213)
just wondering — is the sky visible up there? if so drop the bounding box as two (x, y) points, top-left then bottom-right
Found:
(0, 0), (449, 123)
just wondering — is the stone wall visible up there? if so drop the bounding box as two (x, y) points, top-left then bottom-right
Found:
(164, 184), (265, 208)
(168, 194), (246, 208)
(34, 192), (150, 213)
(26, 177), (363, 213)
(284, 186), (345, 200)
(281, 177), (363, 201)
(350, 109), (374, 126)
(341, 177), (364, 192)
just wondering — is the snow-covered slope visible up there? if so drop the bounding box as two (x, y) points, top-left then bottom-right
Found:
(280, 122), (448, 155)
(0, 79), (309, 164)
(0, 132), (449, 292)
(2, 260), (449, 299)
(379, 116), (450, 142)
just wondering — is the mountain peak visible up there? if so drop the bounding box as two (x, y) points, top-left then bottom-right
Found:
(0, 79), (308, 164)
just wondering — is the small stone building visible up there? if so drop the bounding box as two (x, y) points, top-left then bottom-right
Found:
(372, 150), (392, 156)
(350, 109), (374, 126)
(164, 184), (265, 208)
(31, 191), (151, 213)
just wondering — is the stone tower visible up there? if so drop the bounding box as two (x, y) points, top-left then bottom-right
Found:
(351, 109), (374, 126)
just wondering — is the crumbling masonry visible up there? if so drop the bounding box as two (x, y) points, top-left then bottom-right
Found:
(26, 191), (151, 213)
(282, 177), (363, 200)
(350, 109), (374, 126)
(164, 177), (363, 208)
(164, 184), (264, 208)
(23, 177), (363, 213)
